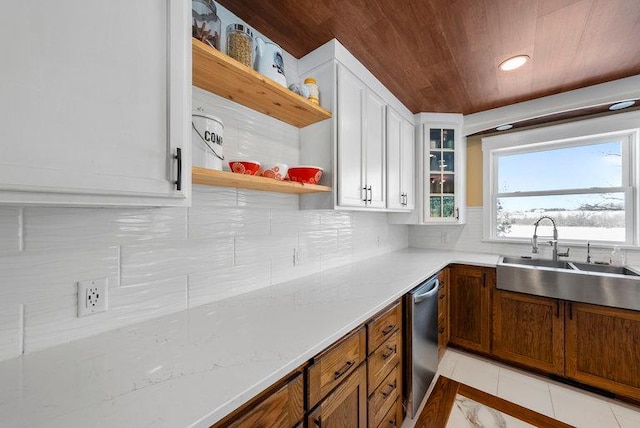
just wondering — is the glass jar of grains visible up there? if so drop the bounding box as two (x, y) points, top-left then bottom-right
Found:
(226, 24), (254, 67)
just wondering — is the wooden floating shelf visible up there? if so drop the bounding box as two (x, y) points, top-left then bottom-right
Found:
(192, 167), (331, 194)
(192, 39), (332, 128)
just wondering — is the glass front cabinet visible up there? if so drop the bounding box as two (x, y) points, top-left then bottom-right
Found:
(389, 113), (465, 225)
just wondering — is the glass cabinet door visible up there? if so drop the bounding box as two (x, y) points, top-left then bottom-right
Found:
(426, 127), (458, 221)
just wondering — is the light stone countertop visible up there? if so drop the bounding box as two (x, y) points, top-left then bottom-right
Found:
(0, 249), (499, 428)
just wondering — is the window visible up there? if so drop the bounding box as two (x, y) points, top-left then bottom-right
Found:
(483, 112), (640, 245)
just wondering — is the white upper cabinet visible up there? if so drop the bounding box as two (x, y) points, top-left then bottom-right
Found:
(337, 65), (366, 207)
(387, 107), (415, 211)
(0, 0), (190, 206)
(336, 65), (386, 209)
(363, 89), (387, 209)
(389, 113), (465, 225)
(299, 40), (413, 211)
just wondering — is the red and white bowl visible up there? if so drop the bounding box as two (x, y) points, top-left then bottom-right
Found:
(228, 160), (261, 176)
(287, 166), (323, 184)
(261, 163), (288, 181)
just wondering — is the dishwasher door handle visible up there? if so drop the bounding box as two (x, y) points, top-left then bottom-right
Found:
(414, 279), (439, 303)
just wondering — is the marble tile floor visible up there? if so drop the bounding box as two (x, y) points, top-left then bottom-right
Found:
(403, 349), (640, 428)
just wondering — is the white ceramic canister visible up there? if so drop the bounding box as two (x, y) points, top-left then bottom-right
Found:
(192, 110), (224, 170)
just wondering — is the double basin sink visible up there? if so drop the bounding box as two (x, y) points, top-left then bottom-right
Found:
(497, 256), (640, 311)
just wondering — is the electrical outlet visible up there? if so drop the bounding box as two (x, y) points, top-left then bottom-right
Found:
(77, 278), (108, 317)
(441, 231), (450, 243)
(376, 235), (380, 246)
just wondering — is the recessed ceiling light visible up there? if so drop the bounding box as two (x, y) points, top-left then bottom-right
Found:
(496, 124), (513, 131)
(499, 55), (530, 71)
(609, 100), (636, 111)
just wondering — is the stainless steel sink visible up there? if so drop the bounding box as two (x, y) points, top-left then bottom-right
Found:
(500, 256), (574, 270)
(571, 261), (640, 277)
(497, 256), (640, 311)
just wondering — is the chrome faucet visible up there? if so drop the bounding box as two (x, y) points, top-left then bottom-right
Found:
(532, 216), (570, 261)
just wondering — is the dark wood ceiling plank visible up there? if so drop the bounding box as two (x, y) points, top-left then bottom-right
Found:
(214, 0), (640, 114)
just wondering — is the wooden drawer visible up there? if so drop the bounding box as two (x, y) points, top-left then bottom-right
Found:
(368, 365), (400, 428)
(225, 372), (304, 428)
(308, 327), (367, 409)
(367, 301), (402, 354)
(376, 398), (403, 428)
(368, 330), (401, 394)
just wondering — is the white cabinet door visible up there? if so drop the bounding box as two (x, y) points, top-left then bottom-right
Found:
(0, 0), (190, 206)
(337, 65), (366, 208)
(401, 118), (415, 210)
(387, 108), (414, 211)
(364, 90), (386, 209)
(386, 108), (403, 209)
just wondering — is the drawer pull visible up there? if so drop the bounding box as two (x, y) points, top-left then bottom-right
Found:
(439, 293), (446, 300)
(388, 417), (397, 426)
(382, 325), (395, 335)
(333, 360), (355, 380)
(314, 416), (322, 427)
(438, 327), (445, 334)
(381, 380), (397, 398)
(382, 345), (397, 360)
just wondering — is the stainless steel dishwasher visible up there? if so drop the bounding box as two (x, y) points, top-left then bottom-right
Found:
(405, 275), (440, 418)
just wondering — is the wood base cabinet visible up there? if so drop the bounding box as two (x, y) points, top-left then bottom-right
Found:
(492, 290), (564, 375)
(449, 265), (492, 354)
(213, 372), (304, 428)
(566, 302), (640, 399)
(437, 268), (450, 360)
(308, 363), (368, 428)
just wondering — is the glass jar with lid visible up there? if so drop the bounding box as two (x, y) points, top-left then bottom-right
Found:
(192, 0), (221, 50)
(226, 24), (254, 68)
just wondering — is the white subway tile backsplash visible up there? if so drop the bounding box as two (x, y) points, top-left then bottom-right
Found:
(237, 189), (298, 210)
(24, 207), (187, 251)
(189, 207), (270, 239)
(0, 208), (20, 254)
(188, 261), (271, 308)
(0, 304), (20, 361)
(120, 238), (234, 287)
(235, 233), (298, 267)
(190, 185), (237, 208)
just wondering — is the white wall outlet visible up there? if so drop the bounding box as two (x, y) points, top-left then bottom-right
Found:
(77, 278), (108, 317)
(441, 231), (450, 243)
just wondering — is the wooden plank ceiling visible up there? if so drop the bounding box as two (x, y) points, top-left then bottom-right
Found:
(216, 0), (640, 115)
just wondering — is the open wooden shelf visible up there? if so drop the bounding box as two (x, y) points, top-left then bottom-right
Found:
(192, 39), (332, 128)
(192, 167), (331, 194)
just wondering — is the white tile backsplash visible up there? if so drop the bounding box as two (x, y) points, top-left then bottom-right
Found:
(0, 86), (409, 362)
(0, 208), (20, 254)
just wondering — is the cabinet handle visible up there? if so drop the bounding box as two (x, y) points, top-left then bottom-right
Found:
(381, 380), (397, 398)
(555, 301), (560, 319)
(382, 345), (397, 360)
(314, 416), (322, 427)
(362, 186), (368, 203)
(455, 207), (459, 220)
(333, 360), (355, 380)
(388, 417), (397, 426)
(482, 272), (486, 288)
(439, 293), (446, 300)
(382, 324), (395, 335)
(368, 185), (373, 203)
(438, 327), (445, 334)
(174, 148), (182, 191)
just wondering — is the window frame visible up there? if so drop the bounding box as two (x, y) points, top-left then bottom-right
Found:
(482, 111), (640, 246)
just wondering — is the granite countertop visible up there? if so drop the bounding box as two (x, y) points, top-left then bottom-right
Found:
(0, 249), (499, 427)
